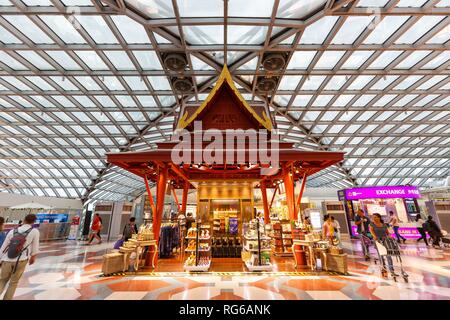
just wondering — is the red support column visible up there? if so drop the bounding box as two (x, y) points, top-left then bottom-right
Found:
(283, 169), (295, 221)
(153, 165), (168, 265)
(295, 172), (307, 220)
(270, 185), (279, 208)
(181, 181), (189, 214)
(171, 185), (180, 211)
(143, 174), (156, 215)
(260, 182), (270, 224)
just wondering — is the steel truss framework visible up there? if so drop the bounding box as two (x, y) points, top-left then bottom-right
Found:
(0, 0), (449, 202)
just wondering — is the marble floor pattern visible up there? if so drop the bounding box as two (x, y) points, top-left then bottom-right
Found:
(1, 239), (449, 300)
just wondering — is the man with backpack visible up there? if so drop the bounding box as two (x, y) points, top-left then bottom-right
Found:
(0, 214), (40, 300)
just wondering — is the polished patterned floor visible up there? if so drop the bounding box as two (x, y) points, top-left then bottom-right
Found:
(1, 239), (449, 300)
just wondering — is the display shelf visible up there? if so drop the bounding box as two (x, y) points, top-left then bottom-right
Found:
(184, 220), (211, 271)
(184, 260), (211, 272)
(185, 248), (210, 252)
(244, 235), (271, 241)
(243, 246), (271, 252)
(186, 236), (211, 240)
(245, 261), (272, 272)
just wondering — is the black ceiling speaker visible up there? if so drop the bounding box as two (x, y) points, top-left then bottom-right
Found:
(173, 78), (193, 93)
(262, 53), (286, 72)
(164, 53), (188, 72)
(257, 77), (277, 93)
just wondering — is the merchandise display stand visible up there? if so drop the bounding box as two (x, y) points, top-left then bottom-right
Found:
(184, 220), (211, 272)
(242, 219), (272, 272)
(272, 220), (293, 257)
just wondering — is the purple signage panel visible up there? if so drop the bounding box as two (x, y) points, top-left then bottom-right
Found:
(344, 186), (420, 200)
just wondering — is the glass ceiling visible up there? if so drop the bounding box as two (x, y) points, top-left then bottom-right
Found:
(0, 0), (449, 201)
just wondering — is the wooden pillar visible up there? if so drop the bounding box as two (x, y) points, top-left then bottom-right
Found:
(295, 173), (307, 221)
(181, 181), (189, 214)
(283, 169), (295, 221)
(153, 165), (168, 264)
(260, 182), (270, 224)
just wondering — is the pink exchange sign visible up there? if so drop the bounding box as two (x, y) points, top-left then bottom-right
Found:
(343, 186), (420, 200)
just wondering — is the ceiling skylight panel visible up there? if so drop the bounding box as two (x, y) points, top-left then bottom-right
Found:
(277, 0), (327, 19)
(393, 75), (424, 90)
(74, 76), (102, 91)
(339, 111), (357, 121)
(421, 51), (450, 69)
(123, 76), (148, 91)
(0, 76), (31, 90)
(0, 25), (22, 44)
(26, 76), (55, 91)
(396, 0), (428, 6)
(370, 76), (399, 90)
(357, 0), (390, 6)
(183, 25), (224, 45)
(324, 76), (347, 90)
(413, 95), (439, 106)
(45, 51), (82, 70)
(279, 76), (302, 90)
(94, 95), (117, 107)
(61, 0), (94, 6)
(178, 0), (223, 17)
(312, 95), (334, 106)
(227, 26), (268, 45)
(39, 15), (86, 44)
(104, 51), (135, 70)
(353, 94), (376, 106)
(133, 51), (163, 70)
(341, 51), (374, 69)
(0, 52), (27, 70)
(75, 15), (119, 44)
(395, 16), (446, 44)
(426, 23), (450, 44)
(416, 75), (447, 90)
(373, 94), (397, 106)
(49, 76), (79, 91)
(125, 0), (175, 19)
(111, 15), (150, 44)
(394, 50), (432, 69)
(15, 51), (54, 70)
(393, 94), (418, 107)
(100, 77), (125, 91)
(331, 16), (374, 44)
(3, 15), (54, 44)
(368, 51), (403, 69)
(347, 75), (375, 90)
(287, 51), (317, 70)
(332, 95), (354, 107)
(228, 0), (274, 17)
(147, 76), (171, 90)
(363, 16), (410, 44)
(314, 51), (345, 69)
(300, 76), (326, 90)
(299, 16), (339, 44)
(74, 51), (109, 70)
(292, 95), (313, 106)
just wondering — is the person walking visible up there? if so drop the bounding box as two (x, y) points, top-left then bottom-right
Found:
(0, 217), (6, 248)
(388, 211), (406, 244)
(322, 215), (335, 244)
(423, 216), (443, 248)
(354, 209), (371, 260)
(0, 214), (40, 300)
(415, 214), (428, 246)
(87, 213), (102, 245)
(369, 213), (397, 278)
(331, 216), (341, 243)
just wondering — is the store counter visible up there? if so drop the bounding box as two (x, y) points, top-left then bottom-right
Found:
(2, 223), (70, 241)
